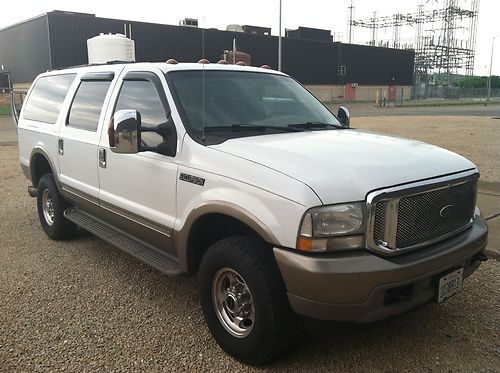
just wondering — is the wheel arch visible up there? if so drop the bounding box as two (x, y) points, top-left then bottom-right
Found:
(29, 147), (59, 188)
(174, 202), (280, 274)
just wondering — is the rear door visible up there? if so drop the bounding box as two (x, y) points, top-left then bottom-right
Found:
(58, 70), (119, 203)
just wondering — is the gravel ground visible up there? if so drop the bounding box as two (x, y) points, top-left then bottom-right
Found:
(353, 116), (500, 185)
(0, 143), (499, 371)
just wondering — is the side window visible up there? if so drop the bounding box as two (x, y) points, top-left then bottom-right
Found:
(67, 81), (111, 131)
(115, 80), (167, 147)
(23, 74), (76, 124)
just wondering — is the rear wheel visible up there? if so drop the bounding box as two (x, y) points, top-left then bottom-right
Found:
(36, 174), (76, 240)
(198, 235), (299, 364)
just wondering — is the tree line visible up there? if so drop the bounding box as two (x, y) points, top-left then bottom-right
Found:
(453, 75), (500, 88)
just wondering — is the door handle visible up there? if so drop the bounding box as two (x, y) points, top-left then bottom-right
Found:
(99, 148), (106, 168)
(58, 138), (64, 155)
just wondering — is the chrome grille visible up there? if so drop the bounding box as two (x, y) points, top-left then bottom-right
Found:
(395, 181), (476, 248)
(368, 174), (478, 255)
(373, 201), (386, 244)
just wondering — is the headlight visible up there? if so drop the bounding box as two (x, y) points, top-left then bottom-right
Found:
(311, 204), (364, 236)
(297, 202), (365, 252)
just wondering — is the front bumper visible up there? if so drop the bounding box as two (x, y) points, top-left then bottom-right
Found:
(274, 217), (488, 323)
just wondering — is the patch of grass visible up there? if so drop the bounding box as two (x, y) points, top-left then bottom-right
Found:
(0, 104), (11, 116)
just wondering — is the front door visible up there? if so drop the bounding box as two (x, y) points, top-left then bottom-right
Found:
(97, 69), (178, 253)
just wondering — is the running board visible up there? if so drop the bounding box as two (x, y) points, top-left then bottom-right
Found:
(64, 208), (183, 277)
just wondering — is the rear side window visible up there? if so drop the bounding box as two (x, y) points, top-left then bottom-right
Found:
(23, 74), (76, 124)
(67, 81), (111, 131)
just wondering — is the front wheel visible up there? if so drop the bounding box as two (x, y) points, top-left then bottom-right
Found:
(198, 236), (299, 364)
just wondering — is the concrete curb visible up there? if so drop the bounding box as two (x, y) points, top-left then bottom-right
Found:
(478, 181), (500, 194)
(484, 215), (500, 261)
(486, 248), (499, 261)
(477, 185), (500, 261)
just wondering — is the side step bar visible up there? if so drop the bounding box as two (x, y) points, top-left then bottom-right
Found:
(64, 208), (183, 277)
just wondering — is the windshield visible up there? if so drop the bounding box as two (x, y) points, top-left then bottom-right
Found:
(167, 70), (342, 144)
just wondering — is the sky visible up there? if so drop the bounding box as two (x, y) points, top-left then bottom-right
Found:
(1, 0), (499, 76)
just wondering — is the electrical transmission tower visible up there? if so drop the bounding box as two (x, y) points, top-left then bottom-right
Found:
(349, 0), (480, 87)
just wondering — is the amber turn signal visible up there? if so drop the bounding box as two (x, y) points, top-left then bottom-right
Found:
(297, 237), (313, 252)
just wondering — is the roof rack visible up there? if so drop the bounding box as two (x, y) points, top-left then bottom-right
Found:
(50, 60), (137, 71)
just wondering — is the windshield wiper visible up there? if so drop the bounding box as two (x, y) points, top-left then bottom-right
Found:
(205, 124), (301, 132)
(287, 121), (346, 130)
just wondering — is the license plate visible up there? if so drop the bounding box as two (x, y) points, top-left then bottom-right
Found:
(437, 268), (464, 303)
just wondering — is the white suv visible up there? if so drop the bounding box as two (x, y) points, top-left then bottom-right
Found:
(16, 62), (488, 364)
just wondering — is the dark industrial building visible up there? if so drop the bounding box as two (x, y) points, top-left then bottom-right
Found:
(286, 27), (333, 42)
(0, 11), (414, 88)
(241, 25), (271, 36)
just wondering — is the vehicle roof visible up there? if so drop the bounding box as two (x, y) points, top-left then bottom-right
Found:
(42, 61), (287, 77)
(161, 62), (287, 76)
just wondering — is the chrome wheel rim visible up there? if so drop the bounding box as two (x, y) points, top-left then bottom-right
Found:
(42, 189), (55, 226)
(212, 268), (255, 338)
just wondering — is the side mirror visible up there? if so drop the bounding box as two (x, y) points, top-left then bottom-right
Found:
(337, 106), (350, 127)
(109, 110), (141, 154)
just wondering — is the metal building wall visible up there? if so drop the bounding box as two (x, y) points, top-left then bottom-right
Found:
(4, 11), (414, 85)
(286, 27), (333, 42)
(46, 12), (278, 70)
(340, 44), (415, 86)
(47, 12), (123, 69)
(0, 15), (51, 83)
(282, 39), (338, 84)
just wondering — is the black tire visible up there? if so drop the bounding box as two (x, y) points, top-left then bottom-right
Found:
(198, 235), (299, 364)
(36, 174), (76, 240)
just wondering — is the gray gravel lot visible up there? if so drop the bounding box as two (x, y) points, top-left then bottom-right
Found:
(0, 144), (499, 371)
(0, 117), (17, 145)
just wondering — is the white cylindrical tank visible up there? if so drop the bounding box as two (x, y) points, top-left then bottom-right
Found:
(87, 33), (135, 64)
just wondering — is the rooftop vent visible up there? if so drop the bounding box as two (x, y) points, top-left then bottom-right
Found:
(180, 18), (198, 27)
(226, 24), (244, 33)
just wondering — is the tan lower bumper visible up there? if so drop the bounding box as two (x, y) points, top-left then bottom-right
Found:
(274, 218), (488, 323)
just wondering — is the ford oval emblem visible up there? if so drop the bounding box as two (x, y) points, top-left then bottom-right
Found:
(439, 204), (454, 218)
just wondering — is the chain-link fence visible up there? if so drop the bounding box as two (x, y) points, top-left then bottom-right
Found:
(308, 85), (411, 106)
(308, 84), (500, 106)
(413, 85), (500, 100)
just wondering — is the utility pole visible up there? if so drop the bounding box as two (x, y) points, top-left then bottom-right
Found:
(370, 12), (377, 46)
(487, 34), (499, 101)
(348, 0), (354, 44)
(278, 0), (282, 71)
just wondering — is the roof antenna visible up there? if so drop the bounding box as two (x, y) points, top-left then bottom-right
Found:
(233, 38), (236, 64)
(202, 17), (206, 143)
(202, 62), (206, 142)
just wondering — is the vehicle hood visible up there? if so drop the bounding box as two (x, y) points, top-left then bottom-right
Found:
(210, 130), (476, 204)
